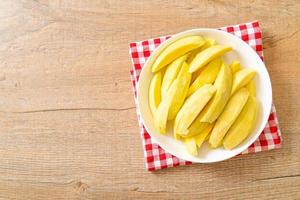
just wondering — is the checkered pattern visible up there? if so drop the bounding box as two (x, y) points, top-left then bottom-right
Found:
(129, 21), (282, 171)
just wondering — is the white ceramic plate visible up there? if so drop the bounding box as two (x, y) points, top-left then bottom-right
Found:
(137, 28), (272, 163)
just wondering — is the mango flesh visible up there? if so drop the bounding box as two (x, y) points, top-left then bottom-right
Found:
(200, 63), (233, 123)
(183, 137), (198, 156)
(181, 112), (209, 138)
(189, 45), (232, 73)
(223, 96), (257, 149)
(231, 68), (256, 95)
(186, 47), (203, 65)
(205, 133), (210, 141)
(187, 58), (222, 97)
(149, 72), (162, 115)
(174, 132), (181, 140)
(183, 122), (214, 155)
(194, 122), (214, 148)
(152, 36), (206, 72)
(175, 84), (216, 136)
(209, 88), (249, 148)
(168, 62), (191, 120)
(204, 38), (217, 48)
(154, 80), (179, 134)
(246, 80), (256, 97)
(161, 55), (187, 99)
(230, 61), (241, 74)
(190, 66), (204, 83)
(187, 37), (216, 64)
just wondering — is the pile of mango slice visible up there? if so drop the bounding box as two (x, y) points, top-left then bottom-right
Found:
(149, 35), (258, 155)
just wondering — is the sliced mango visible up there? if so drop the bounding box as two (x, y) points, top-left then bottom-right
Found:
(180, 111), (209, 138)
(168, 62), (191, 120)
(186, 47), (203, 64)
(205, 38), (217, 46)
(152, 36), (206, 72)
(201, 38), (217, 51)
(200, 63), (233, 123)
(209, 88), (249, 148)
(149, 72), (162, 115)
(174, 132), (181, 140)
(154, 80), (179, 134)
(187, 58), (222, 97)
(223, 96), (257, 149)
(205, 132), (210, 141)
(191, 66), (204, 83)
(175, 84), (216, 135)
(194, 122), (214, 148)
(184, 137), (198, 156)
(189, 45), (232, 73)
(183, 121), (214, 154)
(187, 37), (216, 64)
(231, 68), (256, 95)
(246, 80), (256, 97)
(230, 61), (241, 74)
(161, 55), (187, 99)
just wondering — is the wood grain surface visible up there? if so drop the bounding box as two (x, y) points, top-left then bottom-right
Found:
(0, 0), (299, 199)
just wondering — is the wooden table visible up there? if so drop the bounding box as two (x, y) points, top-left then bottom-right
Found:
(0, 0), (299, 199)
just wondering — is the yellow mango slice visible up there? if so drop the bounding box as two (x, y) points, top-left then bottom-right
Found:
(209, 88), (249, 148)
(201, 38), (217, 50)
(223, 96), (257, 149)
(154, 80), (179, 134)
(175, 84), (216, 135)
(161, 55), (187, 99)
(231, 68), (256, 95)
(206, 38), (217, 46)
(180, 111), (209, 138)
(168, 62), (191, 120)
(191, 66), (204, 83)
(246, 80), (256, 97)
(187, 38), (216, 64)
(194, 122), (214, 148)
(174, 132), (181, 140)
(189, 45), (232, 73)
(183, 121), (214, 154)
(152, 36), (206, 72)
(149, 72), (162, 115)
(205, 133), (210, 141)
(186, 47), (203, 65)
(230, 61), (241, 74)
(187, 58), (222, 97)
(184, 137), (198, 156)
(200, 63), (232, 123)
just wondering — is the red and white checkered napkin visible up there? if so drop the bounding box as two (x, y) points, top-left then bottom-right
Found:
(129, 21), (282, 171)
